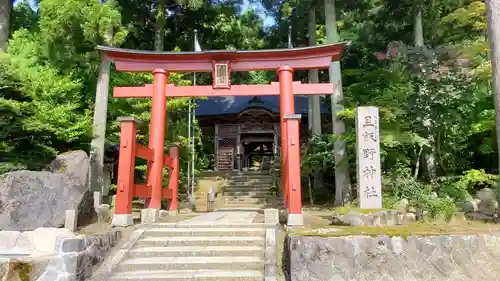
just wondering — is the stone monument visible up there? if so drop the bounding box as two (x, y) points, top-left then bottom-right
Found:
(356, 106), (382, 208)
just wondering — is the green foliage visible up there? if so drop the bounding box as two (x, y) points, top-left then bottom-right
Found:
(436, 169), (498, 202)
(2, 0), (500, 212)
(385, 163), (457, 221)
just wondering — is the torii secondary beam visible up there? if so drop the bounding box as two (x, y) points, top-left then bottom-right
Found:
(113, 82), (335, 98)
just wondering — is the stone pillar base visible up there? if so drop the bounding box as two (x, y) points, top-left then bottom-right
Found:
(264, 208), (279, 225)
(64, 210), (77, 232)
(111, 214), (133, 227)
(141, 208), (159, 224)
(166, 210), (178, 216)
(279, 208), (288, 224)
(287, 213), (304, 227)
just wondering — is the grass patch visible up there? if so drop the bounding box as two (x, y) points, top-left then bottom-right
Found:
(332, 206), (393, 215)
(290, 221), (500, 239)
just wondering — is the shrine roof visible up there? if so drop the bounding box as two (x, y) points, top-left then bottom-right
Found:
(195, 96), (329, 117)
(97, 43), (347, 72)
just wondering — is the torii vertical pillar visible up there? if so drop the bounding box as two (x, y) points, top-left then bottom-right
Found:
(284, 114), (303, 226)
(278, 66), (296, 217)
(147, 69), (169, 209)
(112, 116), (141, 227)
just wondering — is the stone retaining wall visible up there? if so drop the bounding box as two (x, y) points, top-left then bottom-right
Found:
(288, 233), (500, 281)
(36, 230), (121, 281)
(0, 228), (76, 256)
(264, 209), (279, 281)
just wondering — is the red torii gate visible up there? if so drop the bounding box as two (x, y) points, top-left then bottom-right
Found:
(100, 43), (345, 226)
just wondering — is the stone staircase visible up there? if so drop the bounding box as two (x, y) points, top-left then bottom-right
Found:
(107, 222), (266, 281)
(223, 171), (277, 209)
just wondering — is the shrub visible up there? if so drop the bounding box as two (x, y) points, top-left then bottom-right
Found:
(384, 163), (457, 221)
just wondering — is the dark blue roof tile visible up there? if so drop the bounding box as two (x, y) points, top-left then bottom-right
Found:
(195, 96), (329, 116)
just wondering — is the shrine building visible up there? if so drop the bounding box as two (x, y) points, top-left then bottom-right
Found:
(196, 96), (330, 171)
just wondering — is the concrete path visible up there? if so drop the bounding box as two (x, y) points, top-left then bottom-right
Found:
(180, 211), (258, 224)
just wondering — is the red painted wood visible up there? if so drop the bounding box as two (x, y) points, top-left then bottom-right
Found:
(133, 184), (173, 199)
(115, 119), (137, 215)
(285, 117), (302, 214)
(163, 155), (173, 168)
(133, 184), (150, 198)
(278, 66), (295, 210)
(113, 82), (335, 98)
(135, 144), (154, 161)
(147, 69), (168, 209)
(167, 146), (180, 211)
(98, 43), (345, 72)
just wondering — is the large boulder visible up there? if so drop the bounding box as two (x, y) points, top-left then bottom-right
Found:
(478, 199), (498, 216)
(457, 200), (478, 213)
(476, 188), (496, 201)
(0, 151), (94, 231)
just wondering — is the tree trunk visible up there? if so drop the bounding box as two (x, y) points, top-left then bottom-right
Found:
(325, 0), (351, 206)
(413, 7), (424, 47)
(89, 23), (113, 197)
(155, 0), (167, 51)
(0, 0), (12, 52)
(485, 0), (500, 218)
(308, 6), (325, 192)
(308, 176), (314, 206)
(413, 3), (436, 179)
(308, 8), (322, 135)
(89, 54), (111, 196)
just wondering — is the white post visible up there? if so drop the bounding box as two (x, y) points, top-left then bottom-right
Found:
(356, 106), (382, 209)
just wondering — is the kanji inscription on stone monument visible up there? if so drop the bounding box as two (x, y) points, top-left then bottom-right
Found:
(356, 106), (382, 208)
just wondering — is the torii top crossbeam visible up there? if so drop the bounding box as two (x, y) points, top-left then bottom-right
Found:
(97, 43), (346, 72)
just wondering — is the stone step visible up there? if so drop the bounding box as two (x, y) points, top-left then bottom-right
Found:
(231, 171), (272, 175)
(226, 184), (272, 188)
(127, 246), (265, 258)
(225, 198), (266, 204)
(147, 223), (270, 228)
(225, 187), (272, 191)
(143, 227), (265, 237)
(225, 186), (272, 191)
(224, 193), (271, 200)
(134, 236), (265, 247)
(228, 176), (273, 183)
(224, 191), (273, 196)
(108, 270), (264, 281)
(116, 256), (264, 271)
(216, 207), (268, 212)
(229, 176), (272, 180)
(222, 204), (268, 209)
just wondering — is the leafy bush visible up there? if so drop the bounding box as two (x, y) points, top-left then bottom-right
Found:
(433, 169), (497, 202)
(384, 163), (457, 221)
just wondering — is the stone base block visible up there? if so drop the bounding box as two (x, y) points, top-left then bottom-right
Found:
(264, 208), (279, 225)
(111, 214), (133, 227)
(287, 213), (304, 227)
(141, 209), (159, 224)
(279, 208), (288, 224)
(166, 210), (178, 216)
(93, 191), (102, 209)
(64, 210), (77, 232)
